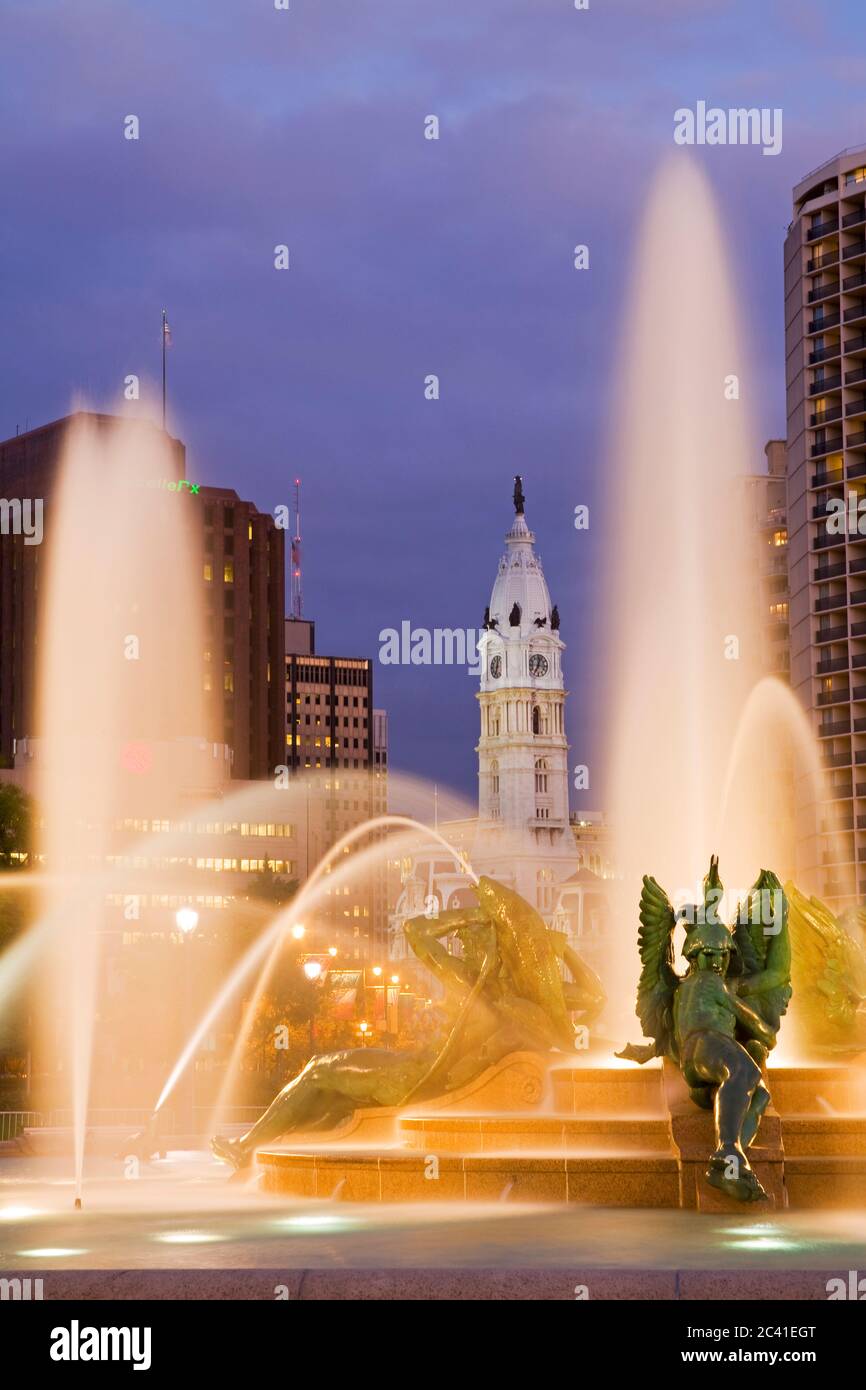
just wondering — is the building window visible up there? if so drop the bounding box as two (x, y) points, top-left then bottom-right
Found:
(536, 868), (554, 912)
(490, 760), (499, 796)
(534, 758), (548, 793)
(533, 705), (550, 736)
(224, 562), (234, 584)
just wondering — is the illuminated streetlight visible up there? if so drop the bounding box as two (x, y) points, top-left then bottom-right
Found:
(175, 907), (199, 935)
(371, 965), (382, 977)
(328, 946), (338, 957)
(291, 923), (306, 941)
(303, 960), (322, 982)
(359, 1021), (369, 1034)
(390, 974), (399, 985)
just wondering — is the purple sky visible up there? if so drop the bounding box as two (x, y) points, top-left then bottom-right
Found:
(1, 0), (864, 804)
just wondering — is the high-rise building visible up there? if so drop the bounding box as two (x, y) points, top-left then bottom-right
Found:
(785, 147), (866, 905)
(199, 487), (285, 779)
(742, 439), (791, 678)
(284, 617), (389, 957)
(0, 413), (284, 780)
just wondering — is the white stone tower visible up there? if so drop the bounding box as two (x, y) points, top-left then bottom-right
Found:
(477, 478), (570, 847)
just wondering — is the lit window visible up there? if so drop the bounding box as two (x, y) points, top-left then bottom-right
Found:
(203, 562), (213, 582)
(224, 562), (234, 583)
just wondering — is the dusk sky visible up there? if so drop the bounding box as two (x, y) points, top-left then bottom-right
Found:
(2, 0), (865, 804)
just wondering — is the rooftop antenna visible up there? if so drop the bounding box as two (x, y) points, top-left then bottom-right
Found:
(161, 309), (171, 429)
(291, 477), (303, 619)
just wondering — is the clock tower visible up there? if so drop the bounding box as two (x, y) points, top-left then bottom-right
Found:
(477, 478), (570, 844)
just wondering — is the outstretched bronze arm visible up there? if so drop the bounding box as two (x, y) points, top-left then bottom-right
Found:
(404, 908), (488, 1003)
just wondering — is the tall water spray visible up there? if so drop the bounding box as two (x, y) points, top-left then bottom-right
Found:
(604, 157), (812, 1024)
(35, 414), (204, 1199)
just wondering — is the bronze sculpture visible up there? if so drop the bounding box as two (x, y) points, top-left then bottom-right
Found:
(212, 875), (605, 1170)
(618, 856), (791, 1202)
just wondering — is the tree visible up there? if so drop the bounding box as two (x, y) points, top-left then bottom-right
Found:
(0, 784), (31, 869)
(244, 866), (298, 906)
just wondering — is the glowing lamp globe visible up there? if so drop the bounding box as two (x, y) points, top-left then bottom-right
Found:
(175, 908), (199, 935)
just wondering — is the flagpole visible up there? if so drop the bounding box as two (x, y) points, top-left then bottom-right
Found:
(161, 309), (167, 429)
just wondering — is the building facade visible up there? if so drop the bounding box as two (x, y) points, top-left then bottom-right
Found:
(785, 147), (866, 905)
(742, 439), (791, 679)
(200, 487), (285, 780)
(284, 616), (389, 959)
(0, 414), (284, 781)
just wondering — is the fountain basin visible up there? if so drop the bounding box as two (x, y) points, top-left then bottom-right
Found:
(254, 1054), (866, 1211)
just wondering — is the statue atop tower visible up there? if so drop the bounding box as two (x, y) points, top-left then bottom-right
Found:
(513, 475), (525, 516)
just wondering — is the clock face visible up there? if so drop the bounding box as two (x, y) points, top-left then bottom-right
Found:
(529, 654), (549, 678)
(489, 655), (502, 679)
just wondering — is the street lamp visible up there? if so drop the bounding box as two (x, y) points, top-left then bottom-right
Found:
(291, 922), (306, 941)
(328, 946), (338, 957)
(303, 959), (322, 982)
(175, 907), (199, 935)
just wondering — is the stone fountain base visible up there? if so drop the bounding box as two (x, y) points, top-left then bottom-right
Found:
(255, 1053), (866, 1209)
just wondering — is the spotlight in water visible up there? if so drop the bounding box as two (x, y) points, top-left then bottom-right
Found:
(303, 960), (322, 981)
(18, 1248), (86, 1258)
(278, 1213), (356, 1232)
(0, 1205), (42, 1222)
(154, 1230), (221, 1245)
(291, 923), (305, 940)
(175, 907), (199, 935)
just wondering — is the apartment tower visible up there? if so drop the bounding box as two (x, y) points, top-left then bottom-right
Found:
(785, 146), (866, 905)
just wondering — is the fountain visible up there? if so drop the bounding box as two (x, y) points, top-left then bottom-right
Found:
(210, 156), (866, 1212)
(3, 156), (866, 1305)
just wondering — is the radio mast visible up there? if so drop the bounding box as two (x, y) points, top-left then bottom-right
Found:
(291, 478), (303, 619)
